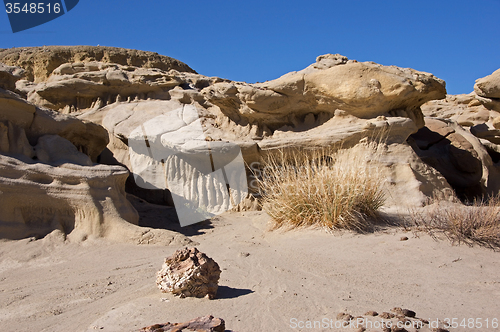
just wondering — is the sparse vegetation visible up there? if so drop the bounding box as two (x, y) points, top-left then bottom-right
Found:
(255, 143), (386, 231)
(411, 195), (500, 249)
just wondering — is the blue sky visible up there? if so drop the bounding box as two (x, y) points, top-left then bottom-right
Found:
(1, 0), (499, 94)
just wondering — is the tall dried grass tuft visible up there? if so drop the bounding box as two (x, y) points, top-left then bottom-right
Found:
(411, 194), (500, 249)
(255, 143), (386, 231)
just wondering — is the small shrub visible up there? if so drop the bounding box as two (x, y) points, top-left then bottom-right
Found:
(255, 143), (386, 231)
(411, 195), (500, 249)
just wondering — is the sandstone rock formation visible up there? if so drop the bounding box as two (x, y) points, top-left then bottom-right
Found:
(417, 67), (500, 197)
(139, 315), (225, 332)
(0, 67), (193, 244)
(475, 68), (500, 99)
(0, 48), (466, 224)
(0, 63), (25, 92)
(58, 53), (447, 209)
(203, 53), (445, 130)
(156, 247), (221, 299)
(0, 46), (195, 83)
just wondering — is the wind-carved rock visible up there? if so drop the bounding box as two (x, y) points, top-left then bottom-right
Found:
(202, 53), (446, 131)
(0, 86), (194, 245)
(417, 67), (500, 197)
(156, 247), (221, 299)
(475, 68), (500, 99)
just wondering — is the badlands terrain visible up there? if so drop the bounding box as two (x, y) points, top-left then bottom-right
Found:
(0, 46), (499, 331)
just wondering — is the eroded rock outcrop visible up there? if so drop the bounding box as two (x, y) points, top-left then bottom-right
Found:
(475, 68), (500, 99)
(0, 63), (25, 92)
(0, 46), (195, 83)
(203, 54), (446, 131)
(156, 247), (221, 299)
(0, 86), (193, 245)
(417, 67), (500, 197)
(3, 49), (455, 213)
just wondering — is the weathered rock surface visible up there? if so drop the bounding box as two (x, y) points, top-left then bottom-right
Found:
(474, 68), (500, 98)
(139, 315), (225, 332)
(422, 93), (500, 127)
(70, 54), (449, 208)
(0, 153), (137, 240)
(203, 53), (445, 131)
(417, 68), (500, 197)
(0, 63), (25, 92)
(0, 46), (195, 83)
(0, 87), (108, 162)
(0, 88), (192, 244)
(409, 118), (485, 196)
(3, 49), (456, 214)
(156, 247), (221, 299)
(24, 62), (188, 111)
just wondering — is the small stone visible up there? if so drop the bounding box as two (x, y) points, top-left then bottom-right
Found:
(139, 315), (225, 332)
(379, 312), (396, 319)
(400, 236), (409, 241)
(364, 310), (378, 316)
(336, 312), (353, 321)
(391, 307), (416, 318)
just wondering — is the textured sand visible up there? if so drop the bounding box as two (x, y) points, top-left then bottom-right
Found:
(0, 210), (499, 332)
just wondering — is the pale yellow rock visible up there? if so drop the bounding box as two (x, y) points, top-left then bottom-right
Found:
(0, 63), (25, 92)
(34, 135), (92, 166)
(0, 46), (195, 83)
(203, 54), (446, 130)
(474, 68), (500, 98)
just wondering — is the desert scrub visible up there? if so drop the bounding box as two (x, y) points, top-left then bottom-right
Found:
(412, 195), (500, 249)
(255, 142), (386, 231)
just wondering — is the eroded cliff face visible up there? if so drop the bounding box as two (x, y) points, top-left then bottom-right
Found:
(3, 46), (498, 239)
(0, 61), (193, 244)
(0, 45), (196, 83)
(413, 69), (500, 199)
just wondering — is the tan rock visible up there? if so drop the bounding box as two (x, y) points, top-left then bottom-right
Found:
(0, 46), (195, 83)
(0, 88), (36, 128)
(139, 315), (225, 332)
(474, 68), (500, 98)
(156, 247), (221, 299)
(410, 118), (500, 198)
(0, 120), (34, 159)
(29, 62), (184, 110)
(0, 153), (194, 245)
(34, 134), (92, 166)
(75, 55), (451, 208)
(203, 54), (446, 130)
(410, 118), (483, 195)
(0, 63), (25, 92)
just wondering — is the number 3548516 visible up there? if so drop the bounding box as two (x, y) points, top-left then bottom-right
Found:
(5, 3), (61, 14)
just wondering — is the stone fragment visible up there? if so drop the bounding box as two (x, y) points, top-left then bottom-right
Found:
(156, 247), (221, 299)
(139, 315), (225, 332)
(474, 68), (500, 98)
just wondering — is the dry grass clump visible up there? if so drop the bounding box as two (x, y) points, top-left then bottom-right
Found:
(411, 195), (500, 249)
(255, 143), (386, 231)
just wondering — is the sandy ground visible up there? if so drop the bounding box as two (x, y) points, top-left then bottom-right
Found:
(0, 209), (499, 332)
